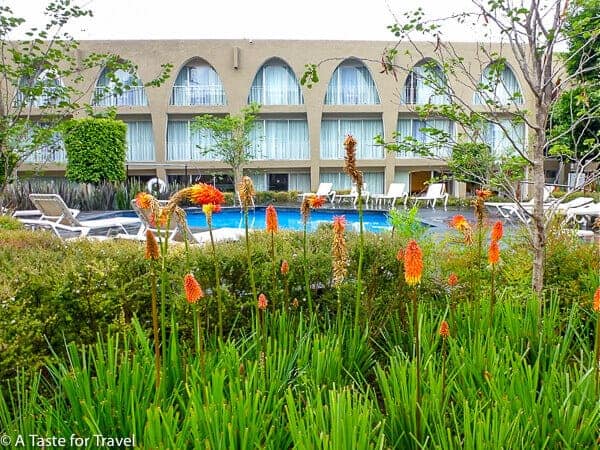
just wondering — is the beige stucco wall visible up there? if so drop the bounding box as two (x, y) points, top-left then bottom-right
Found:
(17, 39), (535, 194)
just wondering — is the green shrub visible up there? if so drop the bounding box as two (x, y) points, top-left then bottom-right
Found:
(0, 216), (22, 230)
(64, 117), (127, 183)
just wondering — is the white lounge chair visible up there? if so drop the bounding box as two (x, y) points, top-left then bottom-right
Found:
(299, 183), (336, 203)
(334, 183), (369, 207)
(410, 183), (449, 211)
(370, 183), (408, 209)
(564, 202), (600, 227)
(25, 193), (141, 237)
(485, 185), (555, 218)
(500, 196), (592, 224)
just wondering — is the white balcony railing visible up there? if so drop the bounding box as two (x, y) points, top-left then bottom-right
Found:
(93, 87), (148, 107)
(24, 146), (67, 164)
(171, 85), (226, 106)
(248, 86), (303, 105)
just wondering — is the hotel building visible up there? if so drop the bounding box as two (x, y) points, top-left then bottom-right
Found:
(17, 39), (533, 196)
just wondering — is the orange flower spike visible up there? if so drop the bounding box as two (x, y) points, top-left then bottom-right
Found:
(266, 204), (279, 233)
(145, 230), (160, 260)
(135, 192), (154, 209)
(258, 293), (268, 311)
(404, 239), (424, 286)
(333, 215), (346, 233)
(280, 260), (289, 276)
(188, 183), (225, 207)
(449, 215), (469, 230)
(183, 273), (204, 304)
(488, 239), (500, 265)
(156, 208), (169, 227)
(309, 195), (326, 209)
(439, 320), (450, 339)
(476, 189), (492, 200)
(491, 220), (504, 242)
(594, 287), (600, 312)
(396, 248), (404, 262)
(448, 273), (458, 287)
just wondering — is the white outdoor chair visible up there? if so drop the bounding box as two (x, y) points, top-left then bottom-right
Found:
(485, 185), (556, 218)
(370, 183), (409, 209)
(24, 193), (141, 237)
(334, 183), (369, 207)
(410, 183), (449, 210)
(299, 183), (336, 203)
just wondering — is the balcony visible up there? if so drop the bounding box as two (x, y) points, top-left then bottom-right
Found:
(93, 87), (148, 107)
(171, 85), (226, 106)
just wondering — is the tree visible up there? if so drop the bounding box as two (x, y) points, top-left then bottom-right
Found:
(192, 103), (261, 204)
(379, 1), (598, 295)
(0, 1), (171, 208)
(548, 0), (600, 181)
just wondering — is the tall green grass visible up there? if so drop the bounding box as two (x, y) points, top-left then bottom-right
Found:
(2, 294), (600, 448)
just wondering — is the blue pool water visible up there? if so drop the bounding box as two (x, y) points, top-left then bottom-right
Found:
(111, 206), (394, 233)
(186, 207), (392, 233)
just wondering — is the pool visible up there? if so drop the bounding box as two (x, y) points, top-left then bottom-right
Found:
(108, 206), (394, 233)
(186, 207), (392, 233)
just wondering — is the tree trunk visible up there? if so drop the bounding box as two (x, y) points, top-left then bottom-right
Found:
(232, 167), (243, 207)
(531, 126), (547, 297)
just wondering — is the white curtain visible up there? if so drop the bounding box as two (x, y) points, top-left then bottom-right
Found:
(289, 173), (311, 192)
(485, 119), (526, 156)
(320, 171), (352, 191)
(475, 65), (523, 105)
(403, 63), (449, 105)
(396, 119), (453, 158)
(325, 63), (379, 105)
(250, 120), (309, 159)
(320, 119), (384, 159)
(248, 63), (303, 105)
(125, 122), (155, 161)
(248, 172), (267, 191)
(171, 64), (225, 105)
(394, 170), (410, 187)
(167, 120), (215, 161)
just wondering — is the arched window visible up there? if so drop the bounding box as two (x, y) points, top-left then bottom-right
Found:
(474, 62), (523, 105)
(171, 61), (226, 106)
(17, 70), (64, 107)
(248, 59), (303, 105)
(325, 60), (380, 105)
(402, 60), (450, 105)
(93, 68), (148, 107)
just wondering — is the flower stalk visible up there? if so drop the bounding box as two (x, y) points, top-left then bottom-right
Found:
(404, 239), (423, 444)
(343, 135), (365, 329)
(240, 176), (258, 312)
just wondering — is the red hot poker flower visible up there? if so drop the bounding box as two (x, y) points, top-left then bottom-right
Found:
(135, 192), (154, 209)
(491, 220), (504, 242)
(188, 183), (225, 207)
(488, 239), (500, 265)
(448, 273), (458, 287)
(439, 320), (450, 338)
(280, 260), (289, 276)
(594, 287), (600, 312)
(184, 273), (204, 304)
(309, 196), (326, 208)
(404, 240), (423, 286)
(266, 205), (279, 233)
(258, 293), (268, 311)
(333, 215), (346, 233)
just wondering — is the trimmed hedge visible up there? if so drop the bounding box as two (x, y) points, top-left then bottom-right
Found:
(64, 117), (127, 183)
